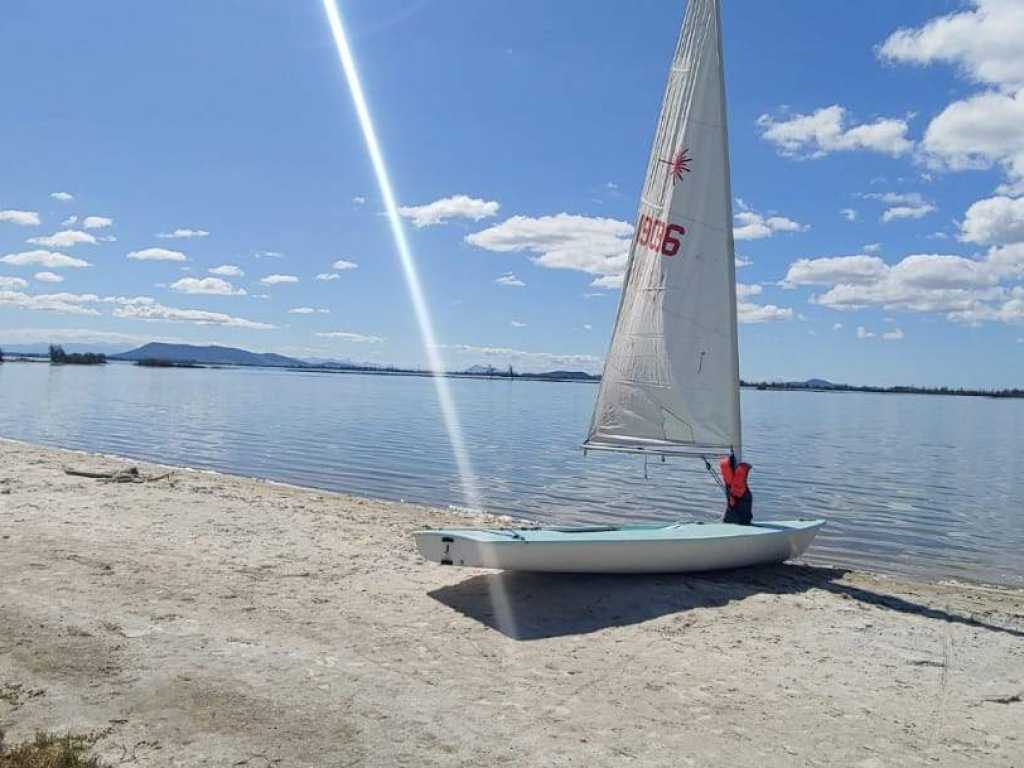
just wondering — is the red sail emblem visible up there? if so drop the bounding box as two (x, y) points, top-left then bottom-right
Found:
(659, 148), (692, 184)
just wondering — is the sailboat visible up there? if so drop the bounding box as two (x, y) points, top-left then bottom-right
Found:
(414, 0), (824, 574)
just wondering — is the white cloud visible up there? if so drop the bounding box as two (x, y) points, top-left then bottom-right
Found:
(732, 283), (792, 322)
(0, 290), (101, 316)
(882, 328), (905, 340)
(0, 250), (91, 269)
(315, 330), (385, 343)
(757, 105), (913, 158)
(787, 247), (1024, 324)
(861, 191), (937, 223)
(156, 228), (209, 239)
(352, 196), (366, 205)
(495, 272), (525, 287)
(332, 259), (358, 271)
(840, 208), (859, 221)
(259, 274), (299, 285)
(127, 247), (186, 262)
(61, 216), (77, 227)
(112, 297), (273, 329)
(605, 182), (619, 190)
(469, 209), (794, 288)
(0, 210), (41, 226)
(510, 320), (527, 328)
(0, 327), (188, 347)
(288, 307), (330, 315)
(785, 255), (890, 287)
(27, 229), (97, 248)
(468, 213), (632, 284)
(918, 87), (1024, 192)
(960, 195), (1024, 244)
(832, 322), (843, 330)
(399, 195), (500, 228)
(882, 203), (937, 222)
(863, 243), (882, 253)
(863, 192), (926, 205)
(878, 0), (1024, 91)
(209, 264), (244, 277)
(589, 274), (624, 290)
(946, 287), (1024, 325)
(738, 302), (793, 323)
(986, 242), (1024, 277)
(34, 272), (63, 283)
(857, 326), (874, 339)
(583, 323), (593, 330)
(735, 255), (752, 268)
(50, 192), (74, 202)
(315, 273), (341, 281)
(170, 277), (246, 296)
(733, 205), (808, 240)
(0, 276), (28, 289)
(82, 216), (113, 230)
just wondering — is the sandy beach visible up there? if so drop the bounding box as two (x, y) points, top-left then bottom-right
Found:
(1, 437), (1022, 766)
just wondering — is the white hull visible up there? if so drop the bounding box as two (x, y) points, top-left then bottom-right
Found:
(415, 520), (824, 574)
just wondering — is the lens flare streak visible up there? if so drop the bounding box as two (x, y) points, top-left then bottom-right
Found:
(320, 0), (481, 513)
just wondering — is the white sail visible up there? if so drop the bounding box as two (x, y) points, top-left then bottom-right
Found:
(585, 0), (740, 457)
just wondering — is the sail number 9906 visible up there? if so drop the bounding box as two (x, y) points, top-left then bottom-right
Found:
(636, 214), (686, 257)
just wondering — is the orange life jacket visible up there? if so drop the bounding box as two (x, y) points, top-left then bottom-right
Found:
(719, 456), (751, 507)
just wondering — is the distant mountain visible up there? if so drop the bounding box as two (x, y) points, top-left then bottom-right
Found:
(802, 378), (840, 389)
(114, 343), (303, 367)
(301, 356), (380, 369)
(529, 370), (600, 381)
(458, 364), (598, 380)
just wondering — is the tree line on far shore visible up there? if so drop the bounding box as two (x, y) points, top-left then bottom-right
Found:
(743, 379), (1024, 399)
(48, 345), (107, 365)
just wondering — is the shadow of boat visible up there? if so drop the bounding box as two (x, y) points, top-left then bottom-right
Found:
(428, 563), (1024, 641)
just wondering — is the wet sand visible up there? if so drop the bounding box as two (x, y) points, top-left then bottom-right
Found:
(1, 438), (1022, 766)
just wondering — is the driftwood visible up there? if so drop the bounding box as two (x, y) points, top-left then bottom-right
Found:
(63, 466), (173, 484)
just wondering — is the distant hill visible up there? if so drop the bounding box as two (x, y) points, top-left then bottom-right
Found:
(743, 378), (843, 390)
(114, 343), (303, 367)
(529, 370), (600, 381)
(802, 378), (841, 389)
(302, 356), (380, 369)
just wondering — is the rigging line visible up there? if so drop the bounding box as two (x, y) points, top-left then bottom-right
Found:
(702, 454), (727, 496)
(671, 454), (727, 527)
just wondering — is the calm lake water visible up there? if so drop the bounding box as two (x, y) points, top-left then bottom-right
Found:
(2, 361), (1022, 587)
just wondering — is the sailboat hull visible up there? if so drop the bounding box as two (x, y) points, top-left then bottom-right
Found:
(415, 519), (824, 574)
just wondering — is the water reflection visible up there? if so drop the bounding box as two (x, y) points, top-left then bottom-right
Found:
(1, 362), (1022, 587)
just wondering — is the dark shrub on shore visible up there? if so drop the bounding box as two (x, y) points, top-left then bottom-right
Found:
(0, 728), (105, 767)
(49, 345), (106, 365)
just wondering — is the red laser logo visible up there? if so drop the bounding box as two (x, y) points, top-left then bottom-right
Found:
(660, 148), (692, 184)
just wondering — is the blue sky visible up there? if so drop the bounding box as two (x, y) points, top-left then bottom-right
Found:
(2, 1), (1023, 387)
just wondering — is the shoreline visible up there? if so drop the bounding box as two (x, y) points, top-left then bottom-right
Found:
(2, 435), (1017, 592)
(2, 438), (1023, 766)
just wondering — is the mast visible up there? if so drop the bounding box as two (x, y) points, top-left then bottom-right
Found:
(715, 0), (741, 460)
